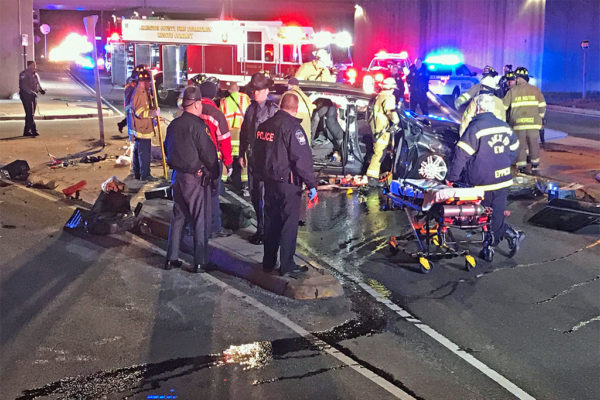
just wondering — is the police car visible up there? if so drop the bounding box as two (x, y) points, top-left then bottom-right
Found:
(425, 55), (478, 104)
(361, 51), (411, 99)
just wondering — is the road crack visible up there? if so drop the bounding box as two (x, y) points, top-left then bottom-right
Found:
(564, 315), (600, 334)
(536, 275), (600, 304)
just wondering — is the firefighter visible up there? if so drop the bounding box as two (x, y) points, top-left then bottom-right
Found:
(295, 48), (335, 82)
(503, 67), (546, 173)
(281, 78), (314, 145)
(163, 86), (220, 273)
(366, 77), (399, 187)
(459, 75), (505, 136)
(446, 94), (525, 262)
(498, 64), (514, 97)
(18, 61), (45, 137)
(197, 78), (234, 238)
(407, 58), (430, 115)
(252, 92), (317, 278)
(119, 65), (147, 134)
(220, 82), (251, 190)
(455, 65), (499, 109)
(131, 69), (160, 182)
(239, 73), (279, 245)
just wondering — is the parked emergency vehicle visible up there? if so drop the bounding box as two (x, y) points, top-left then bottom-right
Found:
(361, 51), (411, 100)
(109, 18), (351, 104)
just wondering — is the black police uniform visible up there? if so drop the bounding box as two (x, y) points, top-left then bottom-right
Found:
(407, 64), (430, 115)
(164, 111), (220, 268)
(446, 112), (519, 246)
(239, 99), (279, 242)
(252, 110), (316, 273)
(18, 69), (44, 136)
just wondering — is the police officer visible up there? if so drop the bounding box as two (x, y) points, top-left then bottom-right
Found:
(295, 49), (336, 82)
(445, 94), (525, 262)
(407, 58), (430, 115)
(163, 86), (220, 273)
(19, 61), (45, 137)
(367, 77), (399, 187)
(131, 69), (160, 181)
(252, 92), (317, 278)
(503, 67), (546, 173)
(239, 73), (279, 245)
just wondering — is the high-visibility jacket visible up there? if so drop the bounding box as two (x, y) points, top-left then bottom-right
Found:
(503, 81), (546, 131)
(131, 85), (155, 140)
(200, 98), (232, 167)
(295, 61), (335, 82)
(220, 91), (250, 157)
(281, 87), (314, 144)
(369, 89), (399, 134)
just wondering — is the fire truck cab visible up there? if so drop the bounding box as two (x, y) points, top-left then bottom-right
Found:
(110, 18), (332, 104)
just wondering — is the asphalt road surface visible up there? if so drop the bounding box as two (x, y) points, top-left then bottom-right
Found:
(545, 109), (600, 142)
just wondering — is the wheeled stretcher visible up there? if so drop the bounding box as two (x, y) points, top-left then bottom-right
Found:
(384, 179), (493, 273)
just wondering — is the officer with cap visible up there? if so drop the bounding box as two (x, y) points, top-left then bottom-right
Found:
(239, 72), (279, 245)
(18, 61), (45, 137)
(252, 92), (317, 278)
(163, 86), (220, 273)
(503, 66), (546, 173)
(295, 49), (335, 82)
(366, 77), (399, 187)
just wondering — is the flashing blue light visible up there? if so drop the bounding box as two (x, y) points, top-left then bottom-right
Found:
(75, 7), (85, 11)
(428, 64), (436, 70)
(424, 48), (464, 66)
(77, 56), (95, 69)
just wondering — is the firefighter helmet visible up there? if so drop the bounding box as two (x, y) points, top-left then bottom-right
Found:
(482, 65), (498, 77)
(190, 73), (219, 87)
(480, 75), (499, 90)
(504, 71), (516, 81)
(136, 69), (151, 82)
(515, 67), (529, 81)
(381, 77), (397, 90)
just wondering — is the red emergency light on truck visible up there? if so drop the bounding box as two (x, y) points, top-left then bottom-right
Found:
(110, 18), (334, 103)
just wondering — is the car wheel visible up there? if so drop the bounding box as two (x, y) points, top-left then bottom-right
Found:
(156, 79), (177, 105)
(451, 87), (460, 104)
(417, 154), (448, 181)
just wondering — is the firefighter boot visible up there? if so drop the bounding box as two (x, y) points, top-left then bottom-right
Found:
(504, 226), (525, 258)
(479, 245), (495, 262)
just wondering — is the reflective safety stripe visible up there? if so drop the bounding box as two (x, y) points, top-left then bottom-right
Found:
(218, 132), (231, 141)
(241, 174), (248, 182)
(475, 126), (513, 139)
(376, 137), (389, 145)
(366, 168), (380, 178)
(509, 140), (520, 151)
(516, 117), (534, 124)
(475, 179), (513, 191)
(132, 130), (153, 140)
(511, 101), (540, 107)
(515, 161), (527, 167)
(538, 102), (546, 107)
(513, 124), (542, 130)
(530, 158), (540, 164)
(230, 139), (240, 145)
(457, 141), (476, 155)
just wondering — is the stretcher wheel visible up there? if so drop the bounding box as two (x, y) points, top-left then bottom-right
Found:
(419, 257), (432, 274)
(389, 236), (399, 255)
(465, 254), (476, 271)
(432, 235), (440, 247)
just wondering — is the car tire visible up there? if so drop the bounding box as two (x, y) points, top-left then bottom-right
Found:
(451, 87), (460, 106)
(156, 78), (177, 105)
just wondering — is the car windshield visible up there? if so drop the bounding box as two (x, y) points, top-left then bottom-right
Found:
(425, 63), (454, 75)
(369, 58), (406, 70)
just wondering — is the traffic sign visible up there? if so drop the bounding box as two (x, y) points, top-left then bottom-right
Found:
(40, 24), (51, 35)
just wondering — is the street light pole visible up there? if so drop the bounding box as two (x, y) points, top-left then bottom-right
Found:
(581, 40), (589, 99)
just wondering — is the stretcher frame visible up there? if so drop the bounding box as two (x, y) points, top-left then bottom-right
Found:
(384, 180), (493, 273)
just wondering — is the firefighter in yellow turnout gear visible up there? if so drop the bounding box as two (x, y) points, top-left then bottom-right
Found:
(220, 82), (251, 189)
(502, 67), (546, 173)
(367, 78), (399, 187)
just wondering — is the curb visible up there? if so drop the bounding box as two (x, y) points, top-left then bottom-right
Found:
(140, 204), (343, 300)
(547, 104), (600, 117)
(0, 110), (114, 121)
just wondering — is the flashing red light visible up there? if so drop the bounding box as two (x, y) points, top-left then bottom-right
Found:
(375, 73), (385, 82)
(108, 32), (120, 42)
(440, 76), (450, 85)
(399, 51), (408, 59)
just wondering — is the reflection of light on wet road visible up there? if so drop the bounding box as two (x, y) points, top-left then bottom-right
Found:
(221, 341), (273, 370)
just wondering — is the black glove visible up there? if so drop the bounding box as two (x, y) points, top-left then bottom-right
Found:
(39, 89), (46, 95)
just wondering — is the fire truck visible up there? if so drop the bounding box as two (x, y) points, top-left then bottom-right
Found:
(109, 18), (351, 104)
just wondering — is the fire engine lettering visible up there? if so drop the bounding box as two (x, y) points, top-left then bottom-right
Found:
(158, 32), (174, 39)
(175, 33), (193, 39)
(187, 26), (212, 33)
(140, 25), (160, 31)
(161, 26), (176, 32)
(257, 131), (274, 142)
